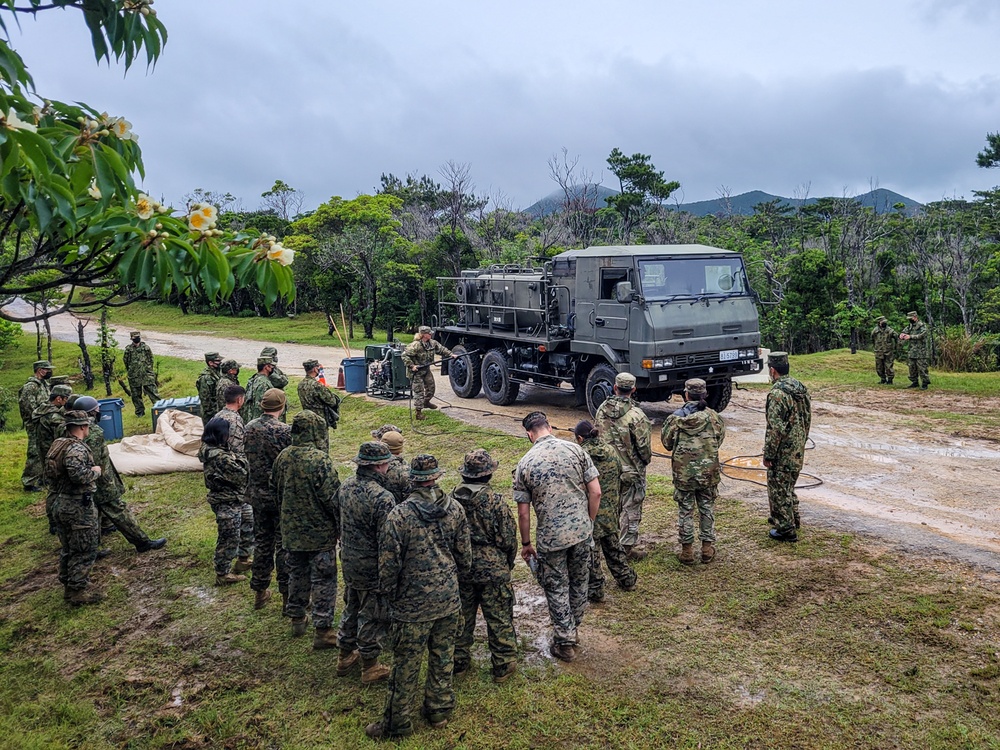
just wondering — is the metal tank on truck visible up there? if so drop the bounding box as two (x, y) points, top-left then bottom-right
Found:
(435, 245), (763, 415)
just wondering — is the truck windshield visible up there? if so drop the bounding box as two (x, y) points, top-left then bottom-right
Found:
(637, 258), (748, 301)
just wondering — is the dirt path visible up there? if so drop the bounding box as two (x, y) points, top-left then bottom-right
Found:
(18, 303), (1000, 571)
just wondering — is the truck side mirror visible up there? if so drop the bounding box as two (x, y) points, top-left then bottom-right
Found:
(614, 281), (634, 304)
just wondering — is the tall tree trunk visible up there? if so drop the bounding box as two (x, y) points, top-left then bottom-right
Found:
(77, 320), (94, 389)
(43, 312), (52, 363)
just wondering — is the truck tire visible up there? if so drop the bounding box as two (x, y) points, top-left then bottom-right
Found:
(585, 363), (617, 417)
(481, 348), (520, 406)
(706, 378), (732, 412)
(448, 345), (482, 399)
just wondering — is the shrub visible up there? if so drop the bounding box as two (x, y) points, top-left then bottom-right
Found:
(936, 327), (999, 372)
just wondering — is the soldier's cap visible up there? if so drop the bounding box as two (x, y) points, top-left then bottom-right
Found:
(684, 378), (708, 397)
(381, 431), (404, 455)
(33, 360), (52, 371)
(767, 351), (789, 368)
(50, 384), (73, 398)
(49, 375), (70, 386)
(257, 356), (274, 367)
(875, 316), (887, 323)
(303, 358), (321, 371)
(355, 441), (393, 466)
(129, 330), (141, 338)
(260, 388), (286, 411)
(75, 396), (100, 413)
(460, 448), (498, 479)
(204, 351), (221, 362)
(220, 359), (239, 371)
(615, 372), (637, 390)
(63, 409), (91, 427)
(371, 423), (403, 440)
(906, 310), (918, 318)
(260, 346), (278, 361)
(417, 325), (433, 335)
(410, 453), (444, 480)
(64, 394), (80, 409)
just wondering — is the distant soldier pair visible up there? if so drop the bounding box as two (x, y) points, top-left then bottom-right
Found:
(871, 311), (931, 389)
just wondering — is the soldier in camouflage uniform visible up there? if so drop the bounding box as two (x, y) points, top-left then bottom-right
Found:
(871, 316), (897, 385)
(594, 372), (652, 560)
(514, 412), (601, 663)
(122, 331), (159, 416)
(244, 389), (292, 611)
(573, 421), (636, 602)
(241, 357), (275, 423)
(199, 417), (254, 584)
(196, 352), (223, 426)
(763, 352), (812, 542)
(366, 454), (471, 741)
(37, 384), (72, 532)
(213, 385), (247, 456)
(215, 360), (242, 411)
(401, 326), (454, 420)
(337, 441), (396, 684)
(259, 346), (290, 390)
(272, 410), (342, 647)
(661, 379), (726, 565)
(298, 359), (342, 430)
(46, 410), (103, 605)
(451, 449), (519, 683)
(377, 431), (410, 504)
(18, 359), (53, 491)
(900, 311), (931, 390)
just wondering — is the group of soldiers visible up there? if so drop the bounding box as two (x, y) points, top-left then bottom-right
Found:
(871, 310), (932, 389)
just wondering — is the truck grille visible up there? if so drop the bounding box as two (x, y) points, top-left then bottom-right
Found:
(673, 352), (720, 366)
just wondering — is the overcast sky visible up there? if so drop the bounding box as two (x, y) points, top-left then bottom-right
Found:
(10, 0), (1000, 213)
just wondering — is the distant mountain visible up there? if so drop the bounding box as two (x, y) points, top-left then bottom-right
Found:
(524, 185), (923, 218)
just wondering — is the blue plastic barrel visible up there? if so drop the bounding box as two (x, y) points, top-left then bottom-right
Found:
(97, 397), (125, 441)
(341, 357), (367, 393)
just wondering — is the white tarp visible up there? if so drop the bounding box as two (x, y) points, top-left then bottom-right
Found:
(108, 409), (204, 475)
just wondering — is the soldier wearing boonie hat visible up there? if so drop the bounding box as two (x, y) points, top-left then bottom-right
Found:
(871, 315), (897, 384)
(401, 327), (455, 420)
(371, 424), (403, 440)
(122, 330), (159, 417)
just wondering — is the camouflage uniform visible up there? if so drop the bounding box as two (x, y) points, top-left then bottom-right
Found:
(594, 393), (652, 549)
(450, 452), (518, 676)
(241, 361), (274, 423)
(338, 461), (396, 661)
(199, 441), (253, 576)
(260, 347), (289, 422)
(85, 419), (155, 549)
(212, 407), (246, 456)
(662, 400), (726, 545)
(297, 372), (342, 429)
(379, 455), (410, 504)
(215, 362), (241, 414)
(245, 413), (292, 596)
(377, 457), (471, 737)
(272, 411), (341, 630)
(514, 434), (598, 647)
(902, 315), (931, 388)
(579, 437), (636, 600)
(401, 335), (452, 410)
(871, 319), (897, 383)
(34, 401), (68, 472)
(196, 355), (222, 426)
(764, 369), (812, 536)
(122, 335), (159, 416)
(18, 369), (51, 489)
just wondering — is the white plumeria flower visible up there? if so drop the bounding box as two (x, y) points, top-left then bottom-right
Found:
(3, 108), (37, 133)
(88, 181), (102, 200)
(109, 117), (135, 141)
(267, 243), (295, 266)
(135, 193), (156, 220)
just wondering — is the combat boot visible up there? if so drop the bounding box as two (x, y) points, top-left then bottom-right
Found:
(492, 662), (517, 684)
(232, 556), (253, 573)
(65, 587), (103, 605)
(701, 542), (716, 564)
(549, 641), (576, 662)
(424, 402), (438, 410)
(313, 627), (338, 650)
(253, 589), (272, 610)
(678, 543), (696, 565)
(135, 537), (167, 553)
(336, 649), (360, 676)
(362, 657), (391, 684)
(907, 382), (919, 388)
(415, 409), (425, 421)
(290, 616), (308, 637)
(625, 545), (648, 561)
(215, 572), (246, 585)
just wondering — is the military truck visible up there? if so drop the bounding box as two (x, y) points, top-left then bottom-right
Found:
(434, 244), (763, 415)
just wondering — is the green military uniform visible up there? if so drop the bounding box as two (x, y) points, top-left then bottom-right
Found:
(450, 450), (518, 681)
(764, 353), (812, 538)
(245, 404), (292, 598)
(18, 361), (52, 489)
(272, 411), (341, 633)
(215, 360), (241, 416)
(374, 455), (471, 739)
(200, 435), (253, 577)
(871, 317), (897, 384)
(122, 332), (159, 416)
(297, 359), (342, 429)
(241, 358), (274, 423)
(901, 313), (931, 389)
(259, 347), (289, 422)
(401, 328), (452, 415)
(196, 352), (223, 426)
(579, 436), (636, 600)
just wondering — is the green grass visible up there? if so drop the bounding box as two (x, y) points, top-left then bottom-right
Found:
(1, 335), (1000, 748)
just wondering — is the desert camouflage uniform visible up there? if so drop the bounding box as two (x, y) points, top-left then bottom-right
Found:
(297, 375), (342, 430)
(594, 394), (651, 548)
(212, 407), (246, 456)
(84, 420), (153, 548)
(764, 375), (812, 535)
(514, 435), (598, 647)
(199, 442), (253, 575)
(379, 455), (411, 504)
(272, 411), (341, 629)
(338, 466), (395, 660)
(245, 414), (292, 596)
(662, 401), (726, 545)
(450, 479), (518, 674)
(46, 436), (99, 593)
(122, 340), (159, 416)
(241, 371), (272, 423)
(378, 482), (471, 737)
(18, 375), (50, 488)
(902, 319), (931, 387)
(871, 323), (898, 382)
(401, 338), (452, 409)
(196, 365), (222, 426)
(579, 437), (636, 600)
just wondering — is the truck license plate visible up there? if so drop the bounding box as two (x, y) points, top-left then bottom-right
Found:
(719, 349), (739, 361)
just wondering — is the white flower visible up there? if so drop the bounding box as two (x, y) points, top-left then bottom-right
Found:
(135, 193), (156, 220)
(109, 117), (135, 141)
(3, 108), (37, 133)
(188, 203), (218, 232)
(196, 203), (218, 223)
(267, 243), (295, 266)
(88, 181), (102, 200)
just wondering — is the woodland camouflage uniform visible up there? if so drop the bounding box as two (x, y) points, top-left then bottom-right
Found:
(199, 438), (253, 576)
(902, 314), (931, 388)
(18, 366), (51, 489)
(212, 407), (246, 455)
(245, 411), (292, 598)
(215, 361), (241, 414)
(196, 354), (223, 426)
(764, 357), (812, 536)
(297, 363), (342, 429)
(871, 317), (897, 384)
(401, 331), (452, 413)
(122, 334), (159, 416)
(259, 347), (290, 390)
(241, 359), (274, 423)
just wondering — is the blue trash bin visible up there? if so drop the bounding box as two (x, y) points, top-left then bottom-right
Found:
(341, 357), (367, 393)
(97, 397), (125, 442)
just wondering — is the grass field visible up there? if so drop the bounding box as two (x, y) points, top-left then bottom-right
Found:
(1, 333), (999, 748)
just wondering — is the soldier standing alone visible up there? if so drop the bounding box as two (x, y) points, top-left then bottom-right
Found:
(196, 352), (223, 425)
(18, 359), (53, 491)
(900, 311), (931, 390)
(401, 326), (455, 420)
(871, 316), (897, 385)
(122, 331), (159, 416)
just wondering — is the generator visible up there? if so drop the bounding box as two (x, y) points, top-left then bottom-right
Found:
(365, 342), (411, 400)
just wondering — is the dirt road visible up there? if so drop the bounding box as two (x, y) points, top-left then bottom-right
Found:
(18, 302), (1000, 572)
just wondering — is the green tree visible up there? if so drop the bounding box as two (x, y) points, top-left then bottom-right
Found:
(976, 132), (1000, 169)
(604, 148), (680, 244)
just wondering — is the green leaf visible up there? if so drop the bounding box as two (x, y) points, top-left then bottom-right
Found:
(91, 146), (117, 202)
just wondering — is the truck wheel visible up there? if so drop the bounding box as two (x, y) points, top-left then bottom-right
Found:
(585, 363), (617, 416)
(481, 349), (520, 406)
(706, 379), (732, 412)
(449, 345), (482, 399)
